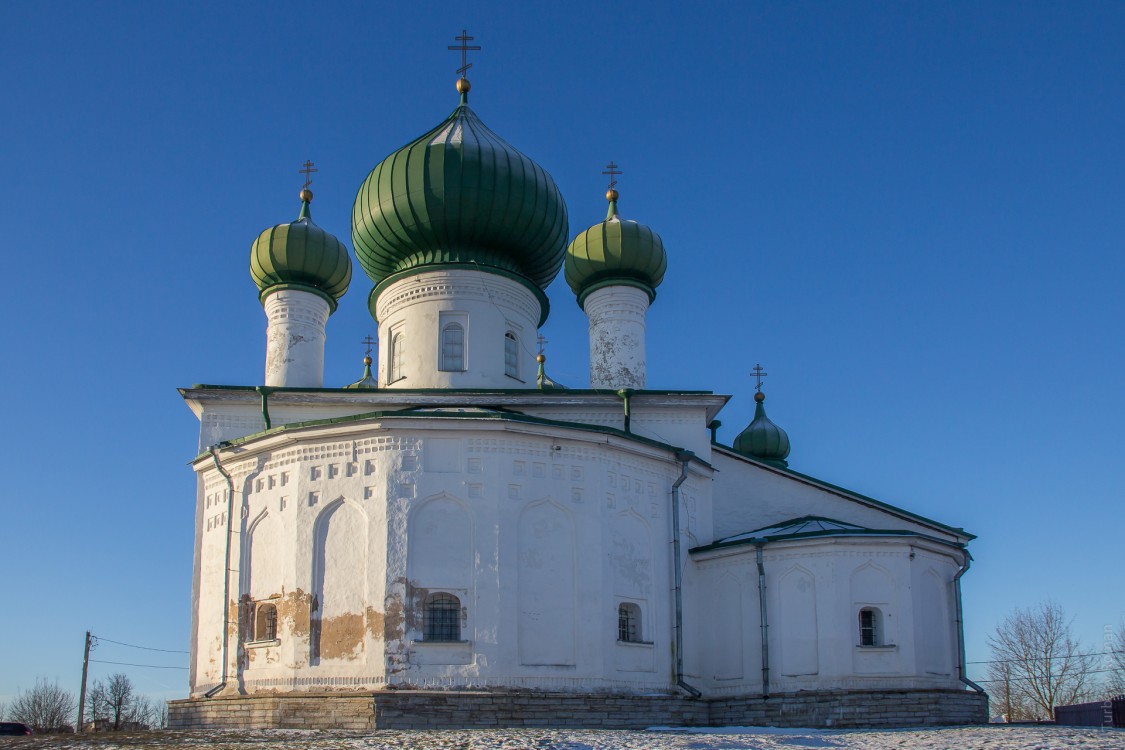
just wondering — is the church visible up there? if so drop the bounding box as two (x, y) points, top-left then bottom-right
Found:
(169, 45), (988, 730)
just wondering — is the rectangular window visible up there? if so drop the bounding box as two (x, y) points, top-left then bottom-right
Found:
(860, 608), (878, 646)
(504, 331), (519, 378)
(389, 328), (405, 382)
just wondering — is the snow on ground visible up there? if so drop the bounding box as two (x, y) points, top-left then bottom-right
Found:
(3, 725), (1122, 749)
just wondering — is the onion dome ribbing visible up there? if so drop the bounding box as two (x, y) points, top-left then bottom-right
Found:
(250, 191), (352, 312)
(351, 96), (569, 317)
(564, 190), (667, 307)
(733, 392), (791, 467)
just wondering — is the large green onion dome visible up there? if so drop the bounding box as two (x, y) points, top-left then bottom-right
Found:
(564, 187), (667, 307)
(250, 189), (352, 312)
(352, 83), (569, 319)
(733, 391), (791, 467)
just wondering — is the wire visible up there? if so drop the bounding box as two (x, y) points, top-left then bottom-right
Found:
(975, 667), (1119, 685)
(94, 636), (190, 654)
(968, 649), (1125, 666)
(90, 659), (188, 671)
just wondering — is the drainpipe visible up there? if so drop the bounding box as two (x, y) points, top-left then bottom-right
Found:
(671, 450), (702, 698)
(205, 445), (236, 698)
(953, 550), (985, 694)
(255, 386), (273, 430)
(755, 540), (770, 698)
(617, 389), (634, 434)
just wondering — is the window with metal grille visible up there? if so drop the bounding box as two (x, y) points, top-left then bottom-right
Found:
(255, 603), (278, 642)
(618, 603), (641, 642)
(859, 607), (880, 646)
(424, 592), (461, 641)
(390, 331), (405, 381)
(440, 323), (465, 371)
(504, 331), (519, 378)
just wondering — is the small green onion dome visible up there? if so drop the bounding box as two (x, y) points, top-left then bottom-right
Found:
(733, 392), (791, 467)
(250, 189), (352, 312)
(351, 87), (569, 316)
(564, 189), (667, 308)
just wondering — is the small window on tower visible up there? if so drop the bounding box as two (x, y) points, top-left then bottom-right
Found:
(504, 331), (519, 379)
(390, 331), (405, 382)
(618, 602), (642, 643)
(859, 607), (882, 647)
(440, 323), (465, 371)
(423, 592), (461, 641)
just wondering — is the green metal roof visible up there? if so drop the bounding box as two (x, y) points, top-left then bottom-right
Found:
(351, 96), (569, 299)
(195, 405), (713, 471)
(732, 395), (791, 467)
(250, 195), (352, 311)
(690, 514), (964, 554)
(564, 195), (667, 306)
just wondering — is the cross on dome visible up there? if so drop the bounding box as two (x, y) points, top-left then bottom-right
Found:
(751, 363), (768, 393)
(299, 160), (317, 190)
(602, 162), (622, 191)
(448, 29), (481, 79)
(362, 335), (377, 358)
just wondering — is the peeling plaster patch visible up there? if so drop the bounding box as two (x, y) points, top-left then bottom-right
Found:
(317, 612), (366, 660)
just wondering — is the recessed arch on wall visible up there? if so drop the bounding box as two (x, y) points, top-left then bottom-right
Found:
(408, 492), (472, 590)
(610, 509), (653, 599)
(310, 497), (368, 665)
(517, 498), (577, 666)
(712, 573), (744, 680)
(777, 564), (818, 676)
(919, 567), (951, 674)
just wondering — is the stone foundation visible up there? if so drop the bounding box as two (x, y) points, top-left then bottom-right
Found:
(168, 688), (987, 730)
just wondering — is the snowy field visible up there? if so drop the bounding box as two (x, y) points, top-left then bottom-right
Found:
(2, 726), (1122, 750)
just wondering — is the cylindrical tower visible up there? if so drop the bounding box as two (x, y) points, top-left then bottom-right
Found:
(250, 186), (351, 387)
(565, 182), (667, 390)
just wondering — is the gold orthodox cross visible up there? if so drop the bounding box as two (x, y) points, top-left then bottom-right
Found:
(299, 160), (318, 190)
(751, 363), (768, 392)
(602, 161), (622, 190)
(448, 29), (481, 78)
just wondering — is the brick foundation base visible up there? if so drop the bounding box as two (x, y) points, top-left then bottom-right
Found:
(168, 688), (988, 730)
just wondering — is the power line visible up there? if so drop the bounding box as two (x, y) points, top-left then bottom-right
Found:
(968, 649), (1125, 666)
(94, 636), (189, 655)
(89, 659), (188, 671)
(975, 667), (1119, 685)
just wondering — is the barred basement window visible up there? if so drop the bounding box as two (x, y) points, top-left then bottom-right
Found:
(859, 607), (881, 646)
(424, 592), (461, 641)
(440, 323), (465, 371)
(504, 331), (519, 378)
(255, 603), (278, 642)
(618, 602), (641, 643)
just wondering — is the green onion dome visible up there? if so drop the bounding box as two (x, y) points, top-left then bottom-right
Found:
(250, 189), (352, 312)
(351, 86), (569, 319)
(733, 392), (791, 467)
(564, 189), (667, 307)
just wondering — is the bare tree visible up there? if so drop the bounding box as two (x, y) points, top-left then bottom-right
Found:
(988, 601), (1097, 720)
(987, 654), (1035, 721)
(104, 673), (135, 730)
(1106, 621), (1125, 697)
(0, 700), (6, 720)
(8, 678), (76, 733)
(85, 680), (109, 729)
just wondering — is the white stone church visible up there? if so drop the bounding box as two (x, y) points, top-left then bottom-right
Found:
(171, 69), (988, 729)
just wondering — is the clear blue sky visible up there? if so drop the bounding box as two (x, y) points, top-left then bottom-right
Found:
(2, 1), (1122, 706)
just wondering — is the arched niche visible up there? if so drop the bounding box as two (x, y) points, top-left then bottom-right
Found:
(517, 499), (576, 666)
(311, 498), (368, 664)
(609, 510), (653, 598)
(778, 565), (819, 676)
(408, 493), (472, 589)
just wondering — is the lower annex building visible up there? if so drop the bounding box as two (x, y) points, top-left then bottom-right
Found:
(171, 64), (988, 729)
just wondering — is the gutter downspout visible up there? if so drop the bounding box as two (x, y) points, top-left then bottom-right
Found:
(205, 445), (236, 699)
(255, 386), (273, 430)
(671, 450), (702, 698)
(755, 540), (770, 698)
(617, 389), (634, 434)
(954, 549), (986, 694)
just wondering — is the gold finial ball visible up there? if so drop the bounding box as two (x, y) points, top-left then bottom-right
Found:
(456, 77), (471, 94)
(754, 391), (765, 402)
(300, 187), (314, 203)
(606, 188), (619, 202)
(536, 354), (546, 364)
(363, 355), (373, 366)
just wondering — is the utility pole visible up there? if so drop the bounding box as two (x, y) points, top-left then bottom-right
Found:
(77, 631), (91, 733)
